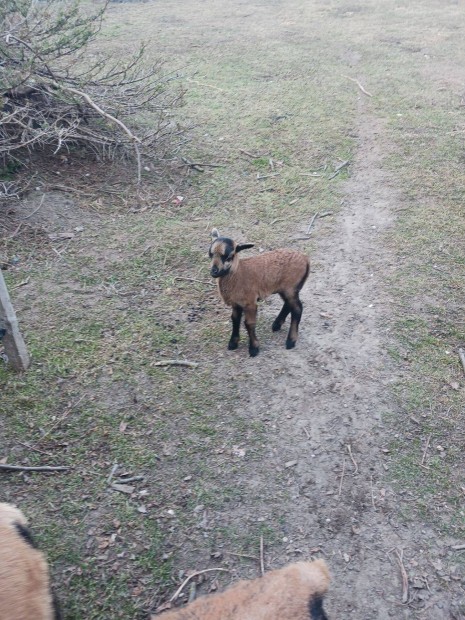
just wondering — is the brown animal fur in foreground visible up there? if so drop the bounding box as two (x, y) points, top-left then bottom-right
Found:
(209, 229), (310, 356)
(156, 560), (330, 620)
(0, 502), (60, 620)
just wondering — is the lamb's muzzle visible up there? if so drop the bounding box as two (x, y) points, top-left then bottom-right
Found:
(209, 228), (310, 356)
(156, 559), (330, 619)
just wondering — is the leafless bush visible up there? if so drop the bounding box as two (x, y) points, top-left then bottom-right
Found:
(1, 0), (186, 182)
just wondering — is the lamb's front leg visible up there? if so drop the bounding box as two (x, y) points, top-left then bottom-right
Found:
(244, 305), (259, 357)
(228, 304), (243, 350)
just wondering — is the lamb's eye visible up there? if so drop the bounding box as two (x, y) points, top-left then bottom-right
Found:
(222, 255), (230, 263)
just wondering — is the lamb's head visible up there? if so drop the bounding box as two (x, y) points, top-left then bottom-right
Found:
(209, 228), (254, 278)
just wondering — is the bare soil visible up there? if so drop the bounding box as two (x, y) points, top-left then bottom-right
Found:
(2, 1), (465, 619)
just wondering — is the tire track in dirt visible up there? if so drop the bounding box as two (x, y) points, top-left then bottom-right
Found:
(239, 104), (454, 619)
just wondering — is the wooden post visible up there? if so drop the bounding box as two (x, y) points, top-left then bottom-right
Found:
(0, 270), (30, 371)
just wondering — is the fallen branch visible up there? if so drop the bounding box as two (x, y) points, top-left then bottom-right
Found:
(420, 434), (431, 466)
(11, 277), (30, 290)
(152, 360), (199, 368)
(260, 535), (265, 576)
(328, 160), (350, 180)
(338, 459), (346, 498)
(170, 568), (230, 603)
(394, 549), (409, 604)
(174, 276), (214, 286)
(115, 475), (145, 484)
(23, 194), (45, 220)
(239, 149), (265, 158)
(346, 444), (359, 475)
(181, 157), (225, 170)
(306, 212), (319, 235)
(38, 394), (85, 442)
(225, 551), (260, 561)
(256, 172), (280, 180)
(0, 464), (70, 472)
(107, 463), (118, 484)
(451, 543), (465, 551)
(458, 348), (465, 375)
(342, 75), (373, 98)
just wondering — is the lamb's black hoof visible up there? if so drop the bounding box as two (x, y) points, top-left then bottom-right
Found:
(272, 320), (282, 332)
(249, 346), (259, 357)
(228, 340), (239, 350)
(286, 339), (296, 350)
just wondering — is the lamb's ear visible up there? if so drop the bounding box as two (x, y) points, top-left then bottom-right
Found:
(211, 228), (220, 240)
(236, 243), (254, 253)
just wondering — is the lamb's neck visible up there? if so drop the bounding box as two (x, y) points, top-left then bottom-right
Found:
(218, 264), (241, 305)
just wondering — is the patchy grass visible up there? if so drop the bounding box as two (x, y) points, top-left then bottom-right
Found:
(2, 0), (465, 617)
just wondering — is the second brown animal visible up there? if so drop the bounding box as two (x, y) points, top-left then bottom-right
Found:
(157, 559), (330, 619)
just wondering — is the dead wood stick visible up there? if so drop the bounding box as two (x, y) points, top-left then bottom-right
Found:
(259, 535), (265, 576)
(153, 360), (199, 368)
(55, 82), (142, 182)
(394, 549), (409, 603)
(11, 277), (30, 290)
(116, 475), (145, 484)
(370, 475), (376, 509)
(225, 551), (260, 561)
(306, 212), (319, 235)
(458, 348), (465, 375)
(38, 394), (85, 442)
(23, 194), (45, 219)
(256, 172), (280, 180)
(174, 276), (214, 286)
(303, 426), (311, 439)
(107, 463), (118, 484)
(420, 434), (431, 466)
(48, 184), (95, 197)
(239, 149), (265, 158)
(56, 83), (141, 143)
(0, 464), (70, 472)
(319, 211), (334, 218)
(346, 444), (359, 474)
(338, 459), (346, 498)
(170, 568), (230, 603)
(451, 543), (465, 551)
(342, 75), (373, 97)
(328, 160), (350, 180)
(181, 158), (225, 169)
(10, 222), (23, 239)
(17, 441), (52, 456)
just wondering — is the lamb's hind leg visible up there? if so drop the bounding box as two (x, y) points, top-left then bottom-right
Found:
(272, 294), (291, 332)
(244, 305), (259, 357)
(228, 304), (243, 350)
(286, 294), (303, 350)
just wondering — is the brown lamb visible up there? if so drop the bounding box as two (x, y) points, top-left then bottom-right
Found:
(209, 228), (310, 356)
(0, 502), (60, 620)
(156, 560), (330, 620)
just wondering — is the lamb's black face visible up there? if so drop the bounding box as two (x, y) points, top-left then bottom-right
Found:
(209, 237), (235, 278)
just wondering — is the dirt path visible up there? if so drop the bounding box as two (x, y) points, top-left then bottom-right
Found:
(237, 103), (451, 619)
